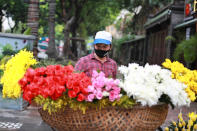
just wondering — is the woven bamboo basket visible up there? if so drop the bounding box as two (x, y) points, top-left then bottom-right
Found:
(38, 103), (168, 131)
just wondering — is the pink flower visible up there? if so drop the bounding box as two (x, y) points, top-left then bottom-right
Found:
(99, 71), (105, 78)
(87, 70), (122, 102)
(86, 94), (95, 102)
(114, 79), (120, 85)
(109, 91), (116, 102)
(87, 85), (94, 92)
(112, 86), (121, 93)
(109, 90), (120, 102)
(92, 70), (99, 78)
(105, 85), (112, 91)
(92, 80), (104, 89)
(96, 91), (103, 100)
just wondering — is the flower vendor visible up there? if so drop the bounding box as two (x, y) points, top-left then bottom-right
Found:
(74, 31), (117, 79)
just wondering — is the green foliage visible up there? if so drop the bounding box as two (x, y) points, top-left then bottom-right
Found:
(50, 0), (121, 38)
(33, 58), (76, 69)
(55, 24), (64, 40)
(173, 35), (197, 64)
(159, 94), (174, 109)
(113, 34), (135, 49)
(111, 95), (135, 108)
(38, 1), (49, 37)
(2, 44), (16, 56)
(23, 27), (31, 35)
(165, 35), (176, 42)
(0, 68), (4, 77)
(34, 94), (136, 114)
(0, 55), (12, 90)
(82, 0), (120, 36)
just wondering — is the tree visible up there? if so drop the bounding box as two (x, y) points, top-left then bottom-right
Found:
(114, 0), (173, 34)
(27, 0), (40, 49)
(0, 0), (28, 32)
(38, 0), (121, 59)
(47, 0), (58, 58)
(56, 0), (121, 58)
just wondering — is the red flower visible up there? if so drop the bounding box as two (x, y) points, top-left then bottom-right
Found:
(64, 65), (74, 75)
(26, 68), (36, 77)
(18, 77), (28, 87)
(19, 65), (92, 103)
(23, 91), (34, 103)
(56, 85), (66, 94)
(80, 87), (89, 95)
(68, 90), (77, 98)
(73, 86), (80, 94)
(35, 67), (46, 76)
(77, 93), (85, 101)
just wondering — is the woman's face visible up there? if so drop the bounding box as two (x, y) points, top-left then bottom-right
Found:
(94, 43), (111, 51)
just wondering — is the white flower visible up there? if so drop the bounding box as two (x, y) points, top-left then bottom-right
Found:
(102, 91), (110, 97)
(118, 63), (191, 107)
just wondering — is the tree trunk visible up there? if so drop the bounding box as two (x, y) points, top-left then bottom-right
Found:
(71, 29), (77, 58)
(27, 0), (39, 50)
(60, 0), (88, 59)
(63, 16), (75, 59)
(60, 0), (75, 59)
(46, 0), (58, 58)
(0, 10), (3, 32)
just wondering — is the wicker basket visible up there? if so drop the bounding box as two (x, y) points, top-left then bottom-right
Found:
(38, 103), (168, 131)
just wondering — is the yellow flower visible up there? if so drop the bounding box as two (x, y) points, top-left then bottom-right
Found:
(188, 119), (193, 126)
(194, 124), (197, 130)
(162, 59), (197, 101)
(188, 112), (197, 119)
(188, 112), (197, 124)
(175, 127), (178, 131)
(178, 112), (183, 119)
(0, 50), (37, 98)
(172, 121), (177, 126)
(178, 122), (182, 128)
(162, 59), (172, 69)
(182, 121), (186, 126)
(164, 127), (169, 131)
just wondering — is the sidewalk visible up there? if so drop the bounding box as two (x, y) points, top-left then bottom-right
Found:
(0, 106), (53, 131)
(0, 102), (197, 131)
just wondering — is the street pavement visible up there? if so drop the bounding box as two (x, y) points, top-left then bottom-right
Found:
(0, 102), (197, 131)
(0, 106), (54, 131)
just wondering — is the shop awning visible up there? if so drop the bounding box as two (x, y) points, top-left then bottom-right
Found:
(174, 18), (197, 29)
(123, 35), (145, 44)
(144, 9), (171, 28)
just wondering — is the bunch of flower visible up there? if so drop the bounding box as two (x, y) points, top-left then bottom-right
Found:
(118, 62), (191, 107)
(66, 71), (92, 101)
(86, 70), (121, 102)
(165, 112), (197, 131)
(162, 59), (197, 101)
(19, 65), (91, 103)
(0, 50), (37, 98)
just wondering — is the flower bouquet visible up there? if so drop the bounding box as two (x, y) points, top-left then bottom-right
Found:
(1, 50), (196, 131)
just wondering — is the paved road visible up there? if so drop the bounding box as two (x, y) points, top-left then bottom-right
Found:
(0, 102), (197, 131)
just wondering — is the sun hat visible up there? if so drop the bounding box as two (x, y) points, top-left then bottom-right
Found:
(93, 31), (112, 45)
